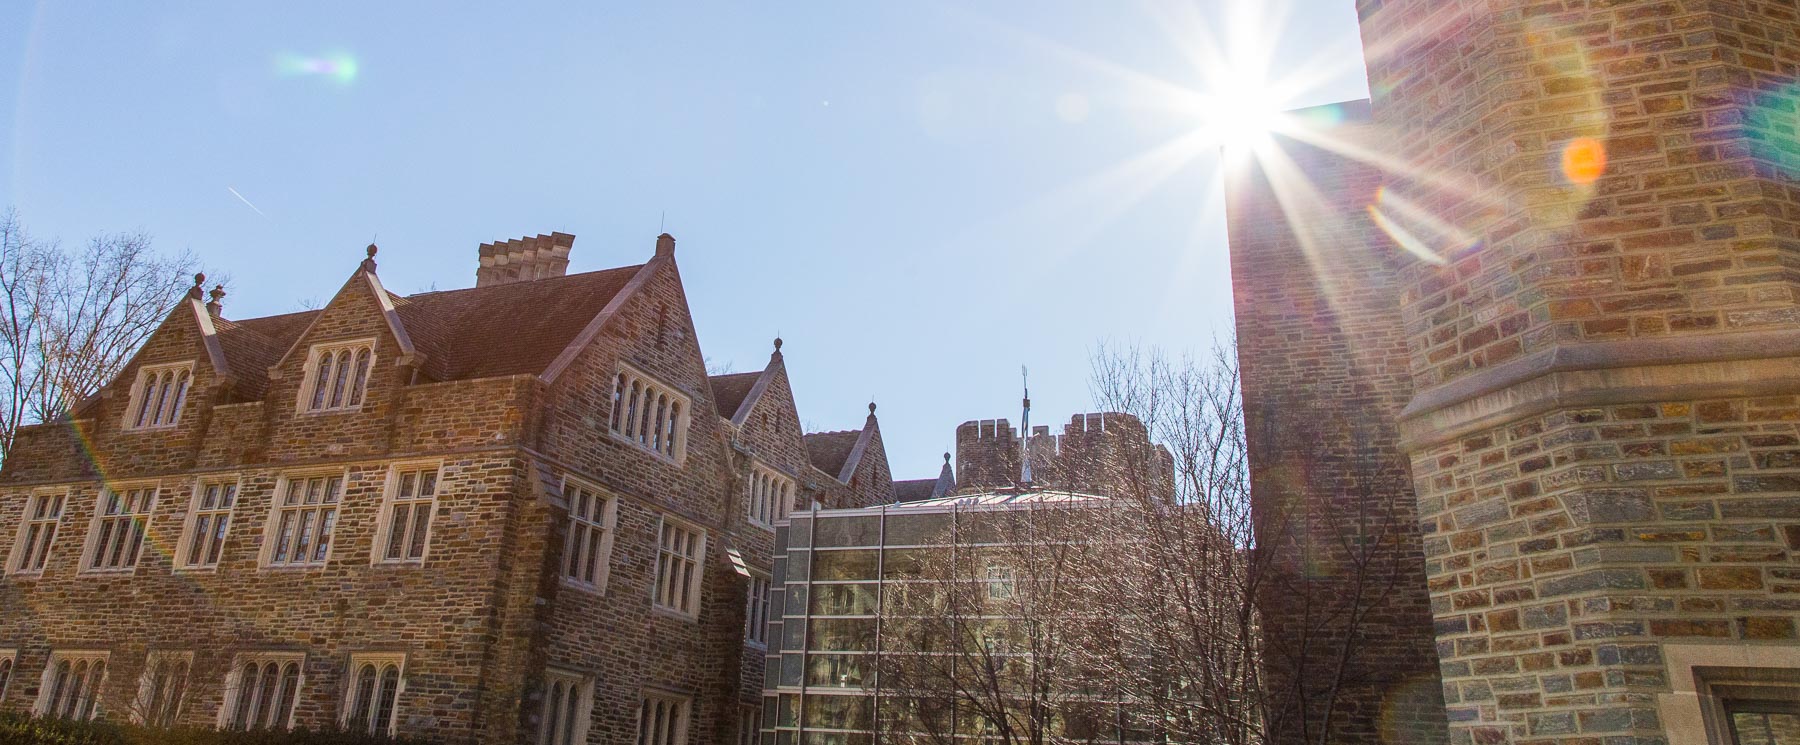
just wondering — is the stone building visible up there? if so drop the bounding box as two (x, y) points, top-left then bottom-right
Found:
(0, 231), (898, 745)
(1230, 2), (1800, 744)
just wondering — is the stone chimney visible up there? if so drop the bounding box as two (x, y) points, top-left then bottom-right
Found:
(476, 232), (574, 288)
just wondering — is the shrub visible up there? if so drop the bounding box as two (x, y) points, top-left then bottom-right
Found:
(0, 712), (435, 745)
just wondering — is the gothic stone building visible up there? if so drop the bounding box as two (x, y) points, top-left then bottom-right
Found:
(0, 232), (899, 745)
(1231, 1), (1800, 744)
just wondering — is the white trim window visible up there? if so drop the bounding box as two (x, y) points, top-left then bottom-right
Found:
(343, 653), (405, 736)
(561, 479), (617, 592)
(298, 340), (375, 414)
(124, 362), (193, 430)
(178, 479), (238, 569)
(221, 653), (303, 731)
(263, 473), (344, 568)
(375, 465), (439, 564)
(135, 650), (192, 727)
(35, 650), (108, 720)
(746, 464), (794, 528)
(83, 485), (157, 573)
(8, 490), (66, 574)
(738, 704), (761, 745)
(745, 573), (771, 646)
(986, 564), (1016, 601)
(538, 669), (593, 745)
(637, 691), (691, 745)
(653, 518), (706, 617)
(0, 648), (16, 703)
(608, 366), (690, 461)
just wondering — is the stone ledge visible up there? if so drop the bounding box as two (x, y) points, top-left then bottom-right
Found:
(1397, 329), (1800, 449)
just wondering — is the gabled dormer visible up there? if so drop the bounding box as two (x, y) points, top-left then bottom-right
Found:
(802, 403), (896, 509)
(711, 338), (816, 526)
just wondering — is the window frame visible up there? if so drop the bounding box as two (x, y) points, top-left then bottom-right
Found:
(537, 667), (593, 745)
(294, 339), (377, 415)
(80, 481), (159, 575)
(7, 488), (69, 576)
(651, 515), (708, 619)
(340, 652), (406, 736)
(122, 361), (195, 431)
(371, 461), (443, 566)
(559, 476), (618, 594)
(607, 364), (692, 464)
(176, 476), (241, 571)
(0, 648), (16, 703)
(218, 652), (306, 731)
(738, 703), (762, 745)
(745, 571), (772, 648)
(745, 462), (795, 530)
(33, 649), (109, 721)
(133, 649), (193, 727)
(636, 689), (692, 745)
(259, 469), (350, 570)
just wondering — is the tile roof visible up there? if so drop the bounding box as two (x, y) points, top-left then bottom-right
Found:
(803, 430), (863, 482)
(708, 371), (763, 422)
(892, 479), (938, 503)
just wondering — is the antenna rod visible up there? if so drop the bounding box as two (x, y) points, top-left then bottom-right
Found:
(1020, 365), (1033, 485)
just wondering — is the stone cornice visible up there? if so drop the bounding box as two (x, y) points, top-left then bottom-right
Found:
(1397, 329), (1800, 449)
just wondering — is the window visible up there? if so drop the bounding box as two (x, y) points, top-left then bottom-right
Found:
(608, 366), (690, 461)
(1728, 700), (1800, 744)
(986, 565), (1015, 600)
(222, 654), (303, 730)
(538, 669), (592, 745)
(375, 465), (439, 564)
(746, 464), (795, 527)
(738, 704), (761, 745)
(124, 363), (192, 430)
(83, 485), (157, 573)
(0, 649), (15, 703)
(179, 480), (238, 569)
(299, 341), (374, 413)
(35, 651), (107, 720)
(8, 490), (65, 574)
(653, 518), (706, 616)
(745, 574), (771, 646)
(263, 473), (343, 568)
(561, 479), (617, 591)
(637, 691), (691, 745)
(343, 654), (404, 736)
(135, 651), (191, 727)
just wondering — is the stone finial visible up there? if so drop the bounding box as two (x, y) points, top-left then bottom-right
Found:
(944, 452), (952, 464)
(188, 272), (206, 300)
(869, 402), (878, 416)
(361, 243), (379, 273)
(655, 233), (676, 258)
(206, 284), (226, 317)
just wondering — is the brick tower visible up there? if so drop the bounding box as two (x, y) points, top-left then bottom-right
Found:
(1234, 1), (1800, 743)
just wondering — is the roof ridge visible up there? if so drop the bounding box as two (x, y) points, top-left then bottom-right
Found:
(406, 263), (644, 300)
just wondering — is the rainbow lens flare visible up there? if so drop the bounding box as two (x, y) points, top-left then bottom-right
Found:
(1745, 83), (1800, 179)
(274, 52), (359, 85)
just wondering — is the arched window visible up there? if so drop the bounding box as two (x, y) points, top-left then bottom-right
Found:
(348, 349), (371, 407)
(225, 655), (303, 730)
(538, 670), (591, 745)
(126, 363), (193, 430)
(138, 653), (190, 727)
(344, 656), (404, 735)
(300, 342), (375, 413)
(0, 652), (14, 701)
(606, 366), (690, 462)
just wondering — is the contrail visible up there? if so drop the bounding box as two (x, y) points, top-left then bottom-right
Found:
(227, 186), (267, 217)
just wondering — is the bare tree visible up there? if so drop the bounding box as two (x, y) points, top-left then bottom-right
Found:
(0, 209), (200, 460)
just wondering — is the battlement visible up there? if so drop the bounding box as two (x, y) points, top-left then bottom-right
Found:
(954, 419), (1017, 441)
(953, 410), (1162, 493)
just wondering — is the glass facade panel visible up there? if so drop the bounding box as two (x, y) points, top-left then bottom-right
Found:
(811, 550), (878, 581)
(809, 583), (877, 616)
(812, 515), (880, 547)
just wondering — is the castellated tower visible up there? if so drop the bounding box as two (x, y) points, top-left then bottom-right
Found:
(1233, 1), (1800, 743)
(953, 412), (1171, 497)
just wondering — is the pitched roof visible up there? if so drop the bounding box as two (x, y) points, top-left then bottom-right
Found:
(206, 265), (643, 387)
(709, 371), (763, 423)
(803, 430), (863, 482)
(893, 479), (938, 503)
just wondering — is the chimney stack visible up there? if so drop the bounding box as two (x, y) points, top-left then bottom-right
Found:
(476, 232), (574, 288)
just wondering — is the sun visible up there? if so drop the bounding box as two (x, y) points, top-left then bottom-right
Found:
(1199, 80), (1290, 158)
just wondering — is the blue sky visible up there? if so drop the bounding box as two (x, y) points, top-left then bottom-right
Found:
(0, 1), (1369, 479)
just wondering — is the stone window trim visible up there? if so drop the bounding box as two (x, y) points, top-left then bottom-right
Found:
(1656, 642), (1800, 744)
(744, 570), (772, 648)
(6, 487), (69, 576)
(537, 667), (594, 745)
(341, 652), (406, 736)
(608, 364), (692, 464)
(219, 651), (305, 731)
(558, 475), (618, 595)
(294, 338), (377, 415)
(34, 649), (110, 720)
(259, 469), (350, 570)
(652, 515), (708, 621)
(122, 361), (194, 431)
(79, 481), (159, 576)
(746, 462), (796, 530)
(737, 703), (761, 745)
(133, 649), (193, 727)
(0, 648), (16, 703)
(175, 476), (242, 572)
(636, 688), (693, 745)
(370, 461), (443, 566)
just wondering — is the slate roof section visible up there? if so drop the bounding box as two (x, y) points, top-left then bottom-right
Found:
(709, 372), (763, 423)
(893, 479), (937, 503)
(803, 430), (863, 483)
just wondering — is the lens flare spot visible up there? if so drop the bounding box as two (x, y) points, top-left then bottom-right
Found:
(1561, 137), (1607, 185)
(275, 52), (359, 85)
